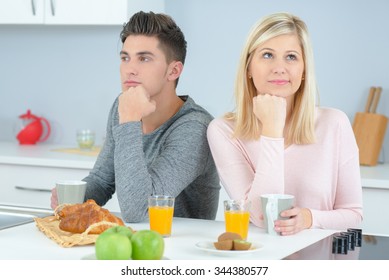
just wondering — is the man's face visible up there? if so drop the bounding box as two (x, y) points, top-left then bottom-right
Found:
(119, 35), (171, 98)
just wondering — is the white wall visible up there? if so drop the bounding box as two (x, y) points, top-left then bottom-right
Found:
(0, 0), (388, 162)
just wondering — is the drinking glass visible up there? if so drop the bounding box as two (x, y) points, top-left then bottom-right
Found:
(224, 199), (251, 240)
(148, 195), (175, 237)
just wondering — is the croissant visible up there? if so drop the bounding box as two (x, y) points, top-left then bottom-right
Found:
(57, 199), (124, 234)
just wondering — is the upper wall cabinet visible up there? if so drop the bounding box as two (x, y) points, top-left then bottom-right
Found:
(0, 0), (44, 24)
(0, 0), (165, 25)
(44, 0), (128, 25)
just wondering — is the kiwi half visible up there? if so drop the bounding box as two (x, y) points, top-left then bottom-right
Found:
(214, 240), (234, 250)
(233, 239), (252, 251)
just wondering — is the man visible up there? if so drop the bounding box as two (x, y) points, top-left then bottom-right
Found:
(51, 11), (220, 222)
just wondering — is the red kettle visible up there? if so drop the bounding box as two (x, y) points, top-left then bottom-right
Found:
(16, 109), (51, 145)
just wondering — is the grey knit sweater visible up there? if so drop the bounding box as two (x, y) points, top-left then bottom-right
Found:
(84, 95), (220, 222)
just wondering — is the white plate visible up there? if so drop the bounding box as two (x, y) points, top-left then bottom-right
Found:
(195, 241), (263, 256)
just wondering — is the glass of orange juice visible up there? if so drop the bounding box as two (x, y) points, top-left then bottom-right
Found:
(148, 195), (175, 237)
(224, 199), (251, 240)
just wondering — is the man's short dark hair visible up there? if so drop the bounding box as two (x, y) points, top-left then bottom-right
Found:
(120, 11), (187, 65)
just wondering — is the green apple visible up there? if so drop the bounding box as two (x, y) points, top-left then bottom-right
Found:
(131, 230), (164, 260)
(95, 226), (133, 260)
(103, 226), (133, 238)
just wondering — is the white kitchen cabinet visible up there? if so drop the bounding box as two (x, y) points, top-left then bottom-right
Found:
(360, 164), (389, 236)
(0, 0), (166, 25)
(0, 163), (89, 209)
(44, 0), (128, 25)
(0, 0), (128, 25)
(0, 142), (120, 212)
(0, 0), (44, 24)
(361, 187), (388, 236)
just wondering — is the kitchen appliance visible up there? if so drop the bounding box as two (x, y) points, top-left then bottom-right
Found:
(352, 87), (388, 166)
(15, 109), (51, 145)
(284, 233), (389, 260)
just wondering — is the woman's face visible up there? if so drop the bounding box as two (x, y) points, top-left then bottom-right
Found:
(248, 34), (305, 100)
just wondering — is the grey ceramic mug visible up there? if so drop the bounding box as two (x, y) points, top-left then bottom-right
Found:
(260, 194), (294, 235)
(56, 180), (87, 205)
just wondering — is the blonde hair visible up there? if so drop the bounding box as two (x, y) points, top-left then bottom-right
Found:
(227, 12), (318, 144)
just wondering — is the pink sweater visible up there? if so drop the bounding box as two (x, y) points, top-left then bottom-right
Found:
(207, 107), (363, 230)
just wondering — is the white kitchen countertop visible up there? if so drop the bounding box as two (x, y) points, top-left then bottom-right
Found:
(0, 141), (96, 169)
(0, 217), (337, 260)
(360, 163), (389, 189)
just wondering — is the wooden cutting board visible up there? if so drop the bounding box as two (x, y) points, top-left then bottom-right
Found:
(352, 87), (388, 166)
(51, 146), (101, 157)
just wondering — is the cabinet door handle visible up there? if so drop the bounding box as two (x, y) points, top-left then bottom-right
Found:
(15, 186), (52, 193)
(31, 0), (36, 15)
(50, 0), (56, 16)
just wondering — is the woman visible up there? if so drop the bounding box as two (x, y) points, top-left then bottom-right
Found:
(207, 12), (362, 235)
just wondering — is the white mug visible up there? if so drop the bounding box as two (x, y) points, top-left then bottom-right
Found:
(260, 194), (294, 235)
(56, 180), (87, 205)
